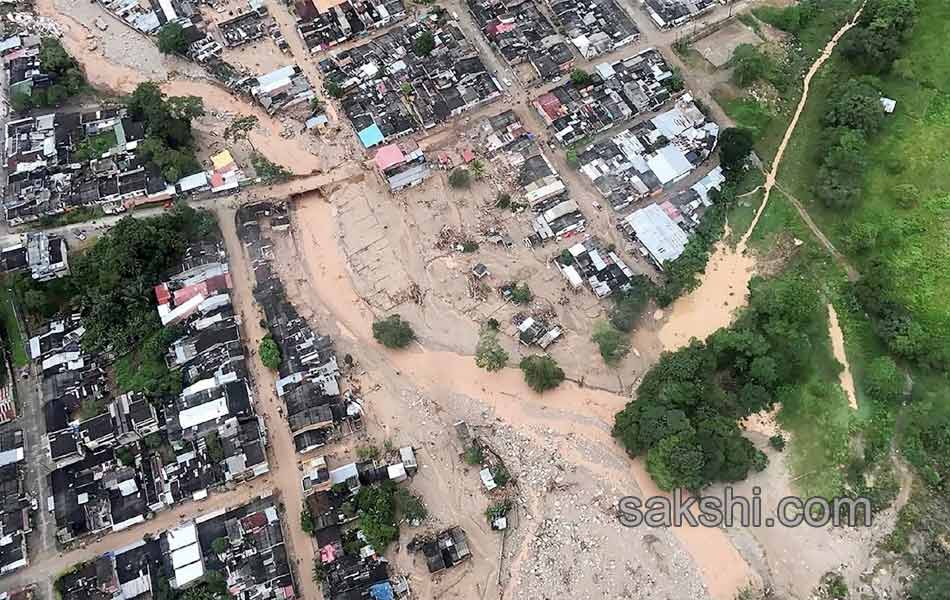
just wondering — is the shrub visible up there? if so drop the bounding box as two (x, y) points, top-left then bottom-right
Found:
(394, 488), (428, 522)
(461, 240), (479, 253)
(448, 168), (471, 188)
(372, 315), (415, 348)
(211, 536), (230, 555)
(495, 192), (511, 208)
(413, 31), (435, 56)
(519, 355), (565, 393)
(485, 499), (512, 523)
(570, 68), (592, 86)
(509, 283), (533, 304)
(492, 464), (511, 486)
(464, 446), (484, 465)
(475, 327), (509, 372)
(769, 434), (786, 451)
(357, 445), (381, 461)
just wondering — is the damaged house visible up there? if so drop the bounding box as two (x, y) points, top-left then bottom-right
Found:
(545, 0), (639, 59)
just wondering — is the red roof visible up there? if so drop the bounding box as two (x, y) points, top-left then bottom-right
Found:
(173, 273), (231, 305)
(373, 143), (406, 172)
(241, 511), (268, 531)
(154, 283), (171, 306)
(462, 148), (476, 163)
(537, 93), (562, 121)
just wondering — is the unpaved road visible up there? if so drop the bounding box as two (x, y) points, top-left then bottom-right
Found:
(660, 3), (867, 348)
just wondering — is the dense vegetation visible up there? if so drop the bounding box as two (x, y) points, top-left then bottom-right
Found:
(614, 273), (825, 490)
(474, 324), (508, 372)
(11, 38), (85, 112)
(127, 82), (204, 182)
(259, 336), (282, 369)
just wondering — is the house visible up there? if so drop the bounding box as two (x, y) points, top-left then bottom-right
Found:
(373, 142), (431, 192)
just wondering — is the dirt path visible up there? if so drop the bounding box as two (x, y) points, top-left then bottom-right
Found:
(216, 206), (322, 600)
(659, 4), (867, 350)
(738, 4), (867, 251)
(827, 303), (858, 410)
(773, 182), (860, 281)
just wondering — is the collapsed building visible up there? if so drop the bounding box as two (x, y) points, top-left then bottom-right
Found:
(556, 237), (636, 298)
(240, 65), (316, 115)
(3, 108), (174, 225)
(36, 241), (270, 545)
(238, 203), (363, 454)
(577, 94), (720, 211)
(533, 47), (677, 147)
(466, 0), (574, 83)
(294, 0), (407, 53)
(318, 11), (502, 148)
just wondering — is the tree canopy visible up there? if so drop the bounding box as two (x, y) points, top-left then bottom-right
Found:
(259, 336), (282, 369)
(592, 321), (631, 365)
(719, 127), (756, 178)
(475, 327), (509, 372)
(614, 273), (823, 490)
(413, 31), (435, 56)
(730, 44), (773, 87)
(157, 22), (189, 55)
(519, 355), (565, 393)
(372, 315), (415, 348)
(127, 82), (204, 182)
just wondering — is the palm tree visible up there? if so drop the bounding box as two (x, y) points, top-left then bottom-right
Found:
(470, 159), (486, 179)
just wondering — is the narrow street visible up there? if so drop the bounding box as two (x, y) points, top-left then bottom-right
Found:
(215, 206), (321, 600)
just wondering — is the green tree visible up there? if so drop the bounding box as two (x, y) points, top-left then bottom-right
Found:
(259, 336), (281, 369)
(730, 44), (771, 87)
(10, 93), (31, 114)
(354, 482), (399, 551)
(470, 159), (486, 179)
(205, 432), (224, 462)
(394, 488), (428, 522)
(372, 315), (415, 348)
(325, 80), (345, 98)
(592, 321), (630, 365)
(769, 434), (786, 451)
(250, 151), (292, 184)
(157, 22), (189, 55)
(822, 79), (884, 135)
(211, 537), (229, 555)
(448, 168), (471, 188)
(910, 568), (950, 600)
(519, 355), (565, 393)
(413, 31), (435, 56)
(718, 127), (755, 178)
(609, 277), (653, 332)
(646, 433), (705, 491)
(475, 327), (509, 372)
(570, 68), (593, 86)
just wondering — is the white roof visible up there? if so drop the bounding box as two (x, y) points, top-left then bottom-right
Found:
(178, 396), (229, 429)
(0, 448), (23, 467)
(561, 265), (584, 288)
(117, 478), (139, 497)
(172, 561), (205, 588)
(329, 462), (359, 484)
(647, 145), (693, 185)
(625, 203), (689, 265)
(165, 523), (198, 551)
(171, 544), (201, 569)
(541, 199), (580, 222)
(177, 172), (209, 192)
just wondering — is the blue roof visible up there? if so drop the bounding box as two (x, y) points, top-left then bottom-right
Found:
(357, 123), (385, 148)
(369, 582), (394, 600)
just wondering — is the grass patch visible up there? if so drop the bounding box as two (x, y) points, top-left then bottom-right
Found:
(776, 0), (950, 365)
(37, 206), (105, 228)
(0, 278), (27, 367)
